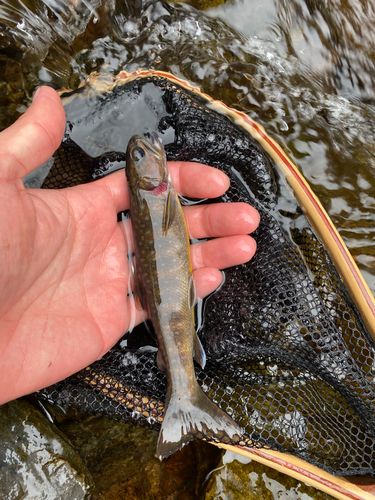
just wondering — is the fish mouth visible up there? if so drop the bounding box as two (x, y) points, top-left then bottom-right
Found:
(150, 131), (162, 148)
(138, 133), (163, 157)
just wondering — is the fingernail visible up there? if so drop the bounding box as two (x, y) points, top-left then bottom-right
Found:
(32, 87), (42, 103)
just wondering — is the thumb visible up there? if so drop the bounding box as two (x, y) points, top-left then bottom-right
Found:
(0, 86), (66, 181)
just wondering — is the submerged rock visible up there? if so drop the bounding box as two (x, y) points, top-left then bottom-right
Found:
(0, 399), (93, 500)
(58, 414), (222, 499)
(0, 401), (345, 499)
(204, 451), (336, 500)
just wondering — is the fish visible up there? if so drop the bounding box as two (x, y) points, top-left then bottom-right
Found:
(125, 132), (242, 459)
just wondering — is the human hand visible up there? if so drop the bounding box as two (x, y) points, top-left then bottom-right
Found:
(0, 86), (259, 404)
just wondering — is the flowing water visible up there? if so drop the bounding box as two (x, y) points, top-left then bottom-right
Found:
(1, 0), (375, 497)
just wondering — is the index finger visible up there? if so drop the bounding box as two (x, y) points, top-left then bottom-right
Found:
(168, 161), (230, 199)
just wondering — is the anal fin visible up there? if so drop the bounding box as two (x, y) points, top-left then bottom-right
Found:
(193, 332), (206, 369)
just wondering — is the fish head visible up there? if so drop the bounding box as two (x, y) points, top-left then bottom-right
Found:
(126, 133), (168, 193)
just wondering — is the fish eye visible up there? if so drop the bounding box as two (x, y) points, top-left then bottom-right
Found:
(131, 147), (145, 161)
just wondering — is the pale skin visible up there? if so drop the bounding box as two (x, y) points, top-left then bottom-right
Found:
(0, 86), (260, 405)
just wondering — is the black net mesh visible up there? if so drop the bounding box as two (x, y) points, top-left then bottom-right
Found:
(37, 74), (375, 476)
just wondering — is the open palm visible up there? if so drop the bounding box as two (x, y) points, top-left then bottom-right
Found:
(0, 87), (259, 404)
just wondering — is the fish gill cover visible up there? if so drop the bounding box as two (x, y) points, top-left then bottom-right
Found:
(36, 72), (375, 476)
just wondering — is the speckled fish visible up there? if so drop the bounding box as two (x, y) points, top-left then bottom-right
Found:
(125, 132), (242, 459)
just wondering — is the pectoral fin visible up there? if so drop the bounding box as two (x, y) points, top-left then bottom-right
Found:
(162, 187), (179, 235)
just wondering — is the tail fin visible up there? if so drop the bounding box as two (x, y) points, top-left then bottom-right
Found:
(156, 382), (242, 460)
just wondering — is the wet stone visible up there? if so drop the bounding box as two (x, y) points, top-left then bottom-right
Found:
(204, 451), (336, 500)
(0, 399), (93, 500)
(57, 414), (222, 499)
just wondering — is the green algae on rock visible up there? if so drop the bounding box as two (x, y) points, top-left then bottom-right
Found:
(204, 450), (337, 500)
(57, 414), (222, 499)
(166, 0), (233, 10)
